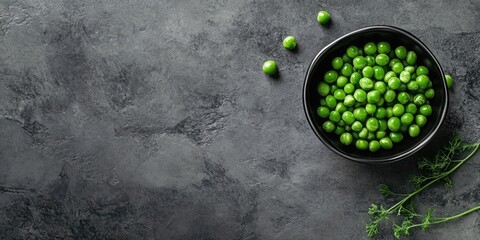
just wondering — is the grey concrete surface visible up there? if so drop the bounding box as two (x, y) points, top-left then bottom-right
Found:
(0, 0), (479, 239)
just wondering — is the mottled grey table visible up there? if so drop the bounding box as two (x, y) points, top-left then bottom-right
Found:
(1, 0), (479, 239)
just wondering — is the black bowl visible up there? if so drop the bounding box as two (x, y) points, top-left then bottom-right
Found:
(303, 26), (449, 164)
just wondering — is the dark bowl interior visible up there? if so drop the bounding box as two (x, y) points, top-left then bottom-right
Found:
(303, 26), (449, 163)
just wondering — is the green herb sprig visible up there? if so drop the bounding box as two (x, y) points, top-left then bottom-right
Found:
(366, 134), (480, 239)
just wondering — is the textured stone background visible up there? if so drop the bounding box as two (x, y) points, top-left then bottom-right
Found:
(0, 0), (479, 239)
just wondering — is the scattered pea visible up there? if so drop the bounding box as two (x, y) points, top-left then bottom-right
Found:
(317, 11), (331, 25)
(283, 36), (297, 50)
(445, 74), (453, 88)
(263, 60), (277, 75)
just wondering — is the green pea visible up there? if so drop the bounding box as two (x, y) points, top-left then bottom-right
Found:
(375, 53), (390, 66)
(365, 103), (377, 115)
(375, 107), (387, 119)
(323, 121), (336, 132)
(334, 89), (346, 100)
(389, 132), (404, 143)
(415, 115), (427, 127)
(338, 120), (346, 127)
(445, 74), (453, 88)
(330, 85), (339, 94)
(341, 63), (354, 77)
(389, 58), (401, 68)
(346, 46), (360, 58)
(341, 111), (355, 125)
(407, 81), (419, 91)
(386, 107), (394, 118)
(343, 95), (356, 107)
(262, 60), (277, 75)
(416, 75), (430, 89)
(317, 82), (330, 96)
(366, 132), (375, 141)
(340, 132), (353, 145)
(384, 89), (397, 103)
(356, 139), (369, 150)
(336, 76), (348, 88)
(377, 42), (391, 54)
(353, 108), (368, 121)
(388, 117), (401, 132)
(324, 70), (338, 83)
(352, 132), (359, 139)
(353, 56), (367, 69)
(372, 82), (386, 95)
(388, 77), (401, 90)
(354, 102), (363, 108)
(376, 131), (387, 139)
(365, 56), (375, 66)
(334, 126), (345, 135)
(353, 89), (367, 103)
(384, 71), (397, 82)
(329, 110), (341, 123)
(419, 104), (432, 116)
(406, 51), (417, 65)
(413, 94), (427, 106)
(317, 106), (330, 118)
(416, 66), (429, 76)
(368, 140), (380, 152)
(392, 104), (405, 117)
(363, 42), (377, 55)
(325, 95), (337, 109)
(344, 83), (355, 94)
(379, 119), (388, 131)
(365, 90), (380, 104)
(409, 124), (420, 137)
(359, 128), (369, 139)
(352, 121), (363, 132)
(376, 98), (385, 107)
(331, 57), (344, 70)
(400, 113), (414, 126)
(342, 54), (352, 64)
(373, 66), (385, 80)
(398, 83), (407, 92)
(425, 88), (435, 99)
(404, 66), (415, 74)
(399, 71), (411, 83)
(392, 62), (404, 74)
(395, 46), (407, 59)
(335, 102), (348, 113)
(379, 137), (393, 150)
(406, 103), (417, 114)
(320, 98), (327, 106)
(397, 92), (410, 104)
(411, 73), (417, 80)
(317, 10), (331, 25)
(362, 66), (374, 78)
(350, 72), (362, 85)
(283, 36), (297, 50)
(359, 78), (374, 91)
(366, 118), (379, 132)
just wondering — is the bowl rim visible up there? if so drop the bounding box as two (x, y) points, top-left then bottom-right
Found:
(303, 25), (449, 164)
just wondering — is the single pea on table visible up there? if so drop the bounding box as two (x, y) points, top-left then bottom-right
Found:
(316, 41), (437, 152)
(262, 60), (278, 75)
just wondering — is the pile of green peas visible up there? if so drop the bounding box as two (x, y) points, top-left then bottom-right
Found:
(317, 41), (435, 152)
